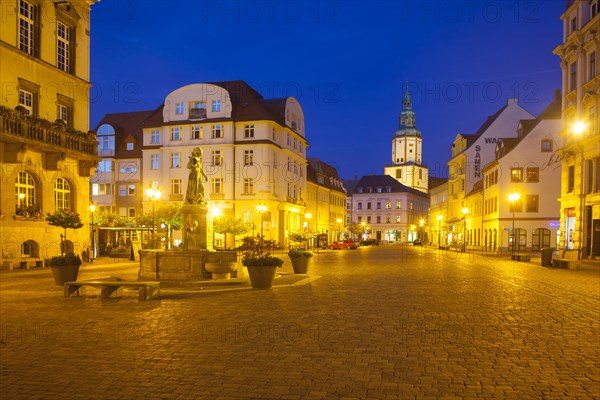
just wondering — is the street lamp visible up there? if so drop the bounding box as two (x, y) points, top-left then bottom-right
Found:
(89, 202), (96, 260)
(461, 207), (469, 252)
(508, 192), (521, 255)
(361, 221), (366, 241)
(146, 186), (162, 249)
(437, 215), (443, 248)
(257, 204), (268, 255)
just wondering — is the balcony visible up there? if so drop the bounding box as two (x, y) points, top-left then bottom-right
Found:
(0, 106), (97, 157)
(189, 108), (207, 120)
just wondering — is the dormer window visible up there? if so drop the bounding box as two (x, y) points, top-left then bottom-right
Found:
(212, 100), (221, 112)
(126, 143), (134, 151)
(176, 102), (184, 114)
(189, 101), (206, 119)
(357, 187), (363, 193)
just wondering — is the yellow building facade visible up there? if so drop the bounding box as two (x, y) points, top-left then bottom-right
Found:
(553, 0), (600, 259)
(1, 0), (98, 268)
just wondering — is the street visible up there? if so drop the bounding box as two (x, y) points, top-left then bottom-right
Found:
(1, 245), (599, 399)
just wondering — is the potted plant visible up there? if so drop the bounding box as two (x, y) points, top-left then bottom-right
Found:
(47, 253), (82, 285)
(288, 249), (314, 274)
(238, 235), (283, 289)
(46, 209), (84, 285)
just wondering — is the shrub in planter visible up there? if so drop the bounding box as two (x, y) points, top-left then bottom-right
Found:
(238, 236), (284, 289)
(47, 253), (82, 286)
(288, 250), (314, 274)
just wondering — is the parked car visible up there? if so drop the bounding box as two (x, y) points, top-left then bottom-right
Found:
(344, 240), (359, 249)
(328, 241), (347, 250)
(360, 239), (380, 246)
(412, 239), (423, 246)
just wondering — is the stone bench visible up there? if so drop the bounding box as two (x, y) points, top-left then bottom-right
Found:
(511, 253), (531, 262)
(551, 258), (578, 269)
(64, 280), (160, 300)
(19, 258), (44, 269)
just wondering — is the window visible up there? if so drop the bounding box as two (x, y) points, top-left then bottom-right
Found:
(541, 140), (553, 152)
(150, 154), (159, 170)
(567, 165), (575, 193)
(386, 202), (391, 209)
(212, 150), (222, 166)
(126, 143), (134, 151)
(128, 185), (136, 196)
(189, 102), (206, 119)
(176, 102), (184, 114)
(57, 103), (70, 126)
(119, 185), (127, 196)
(212, 100), (221, 112)
(170, 152), (181, 168)
(244, 124), (255, 138)
(119, 163), (137, 173)
(54, 178), (71, 210)
(570, 17), (577, 34)
(19, 0), (36, 56)
(386, 216), (391, 223)
(376, 216), (381, 223)
(15, 172), (35, 212)
(151, 130), (160, 144)
(243, 178), (254, 194)
(526, 195), (539, 213)
(376, 202), (381, 209)
(212, 124), (223, 138)
(511, 167), (523, 183)
(171, 179), (182, 195)
(19, 89), (34, 115)
(191, 126), (202, 140)
(367, 216), (372, 224)
(570, 62), (577, 91)
(367, 202), (372, 210)
(357, 216), (362, 223)
(357, 202), (362, 210)
(590, 52), (596, 81)
(396, 215), (400, 223)
(396, 201), (401, 209)
(92, 183), (112, 195)
(526, 167), (539, 182)
(97, 160), (112, 172)
(211, 178), (223, 194)
(171, 127), (181, 141)
(509, 197), (522, 213)
(128, 208), (136, 218)
(97, 124), (115, 153)
(592, 0), (598, 18)
(244, 150), (254, 166)
(57, 22), (71, 73)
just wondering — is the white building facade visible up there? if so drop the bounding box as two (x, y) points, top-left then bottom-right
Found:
(142, 81), (308, 247)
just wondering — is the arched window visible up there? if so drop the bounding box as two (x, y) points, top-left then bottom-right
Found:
(55, 177), (71, 210)
(97, 124), (115, 154)
(15, 172), (36, 211)
(22, 240), (38, 258)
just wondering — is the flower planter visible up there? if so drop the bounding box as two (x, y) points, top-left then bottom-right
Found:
(205, 262), (237, 280)
(246, 265), (278, 289)
(290, 256), (312, 274)
(50, 264), (80, 286)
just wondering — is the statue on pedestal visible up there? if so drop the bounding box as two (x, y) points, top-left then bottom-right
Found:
(185, 147), (208, 205)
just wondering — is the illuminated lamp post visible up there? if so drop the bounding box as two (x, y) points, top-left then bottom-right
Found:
(461, 207), (469, 252)
(146, 186), (162, 249)
(508, 192), (521, 256)
(89, 202), (96, 260)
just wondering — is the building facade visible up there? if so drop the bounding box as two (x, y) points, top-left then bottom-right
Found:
(480, 95), (562, 251)
(349, 175), (429, 243)
(305, 158), (347, 244)
(142, 81), (308, 248)
(384, 84), (429, 193)
(1, 0), (98, 268)
(446, 98), (534, 247)
(428, 177), (449, 246)
(553, 0), (600, 259)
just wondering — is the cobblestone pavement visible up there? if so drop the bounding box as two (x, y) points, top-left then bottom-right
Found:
(1, 246), (599, 399)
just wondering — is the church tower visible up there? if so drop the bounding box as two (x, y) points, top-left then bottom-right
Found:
(384, 83), (429, 193)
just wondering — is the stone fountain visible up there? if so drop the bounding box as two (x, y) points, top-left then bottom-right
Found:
(139, 147), (238, 280)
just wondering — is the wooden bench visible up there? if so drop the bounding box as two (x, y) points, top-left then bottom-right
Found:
(64, 280), (160, 300)
(511, 253), (531, 262)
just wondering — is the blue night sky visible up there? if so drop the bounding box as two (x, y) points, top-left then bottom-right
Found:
(90, 1), (565, 180)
